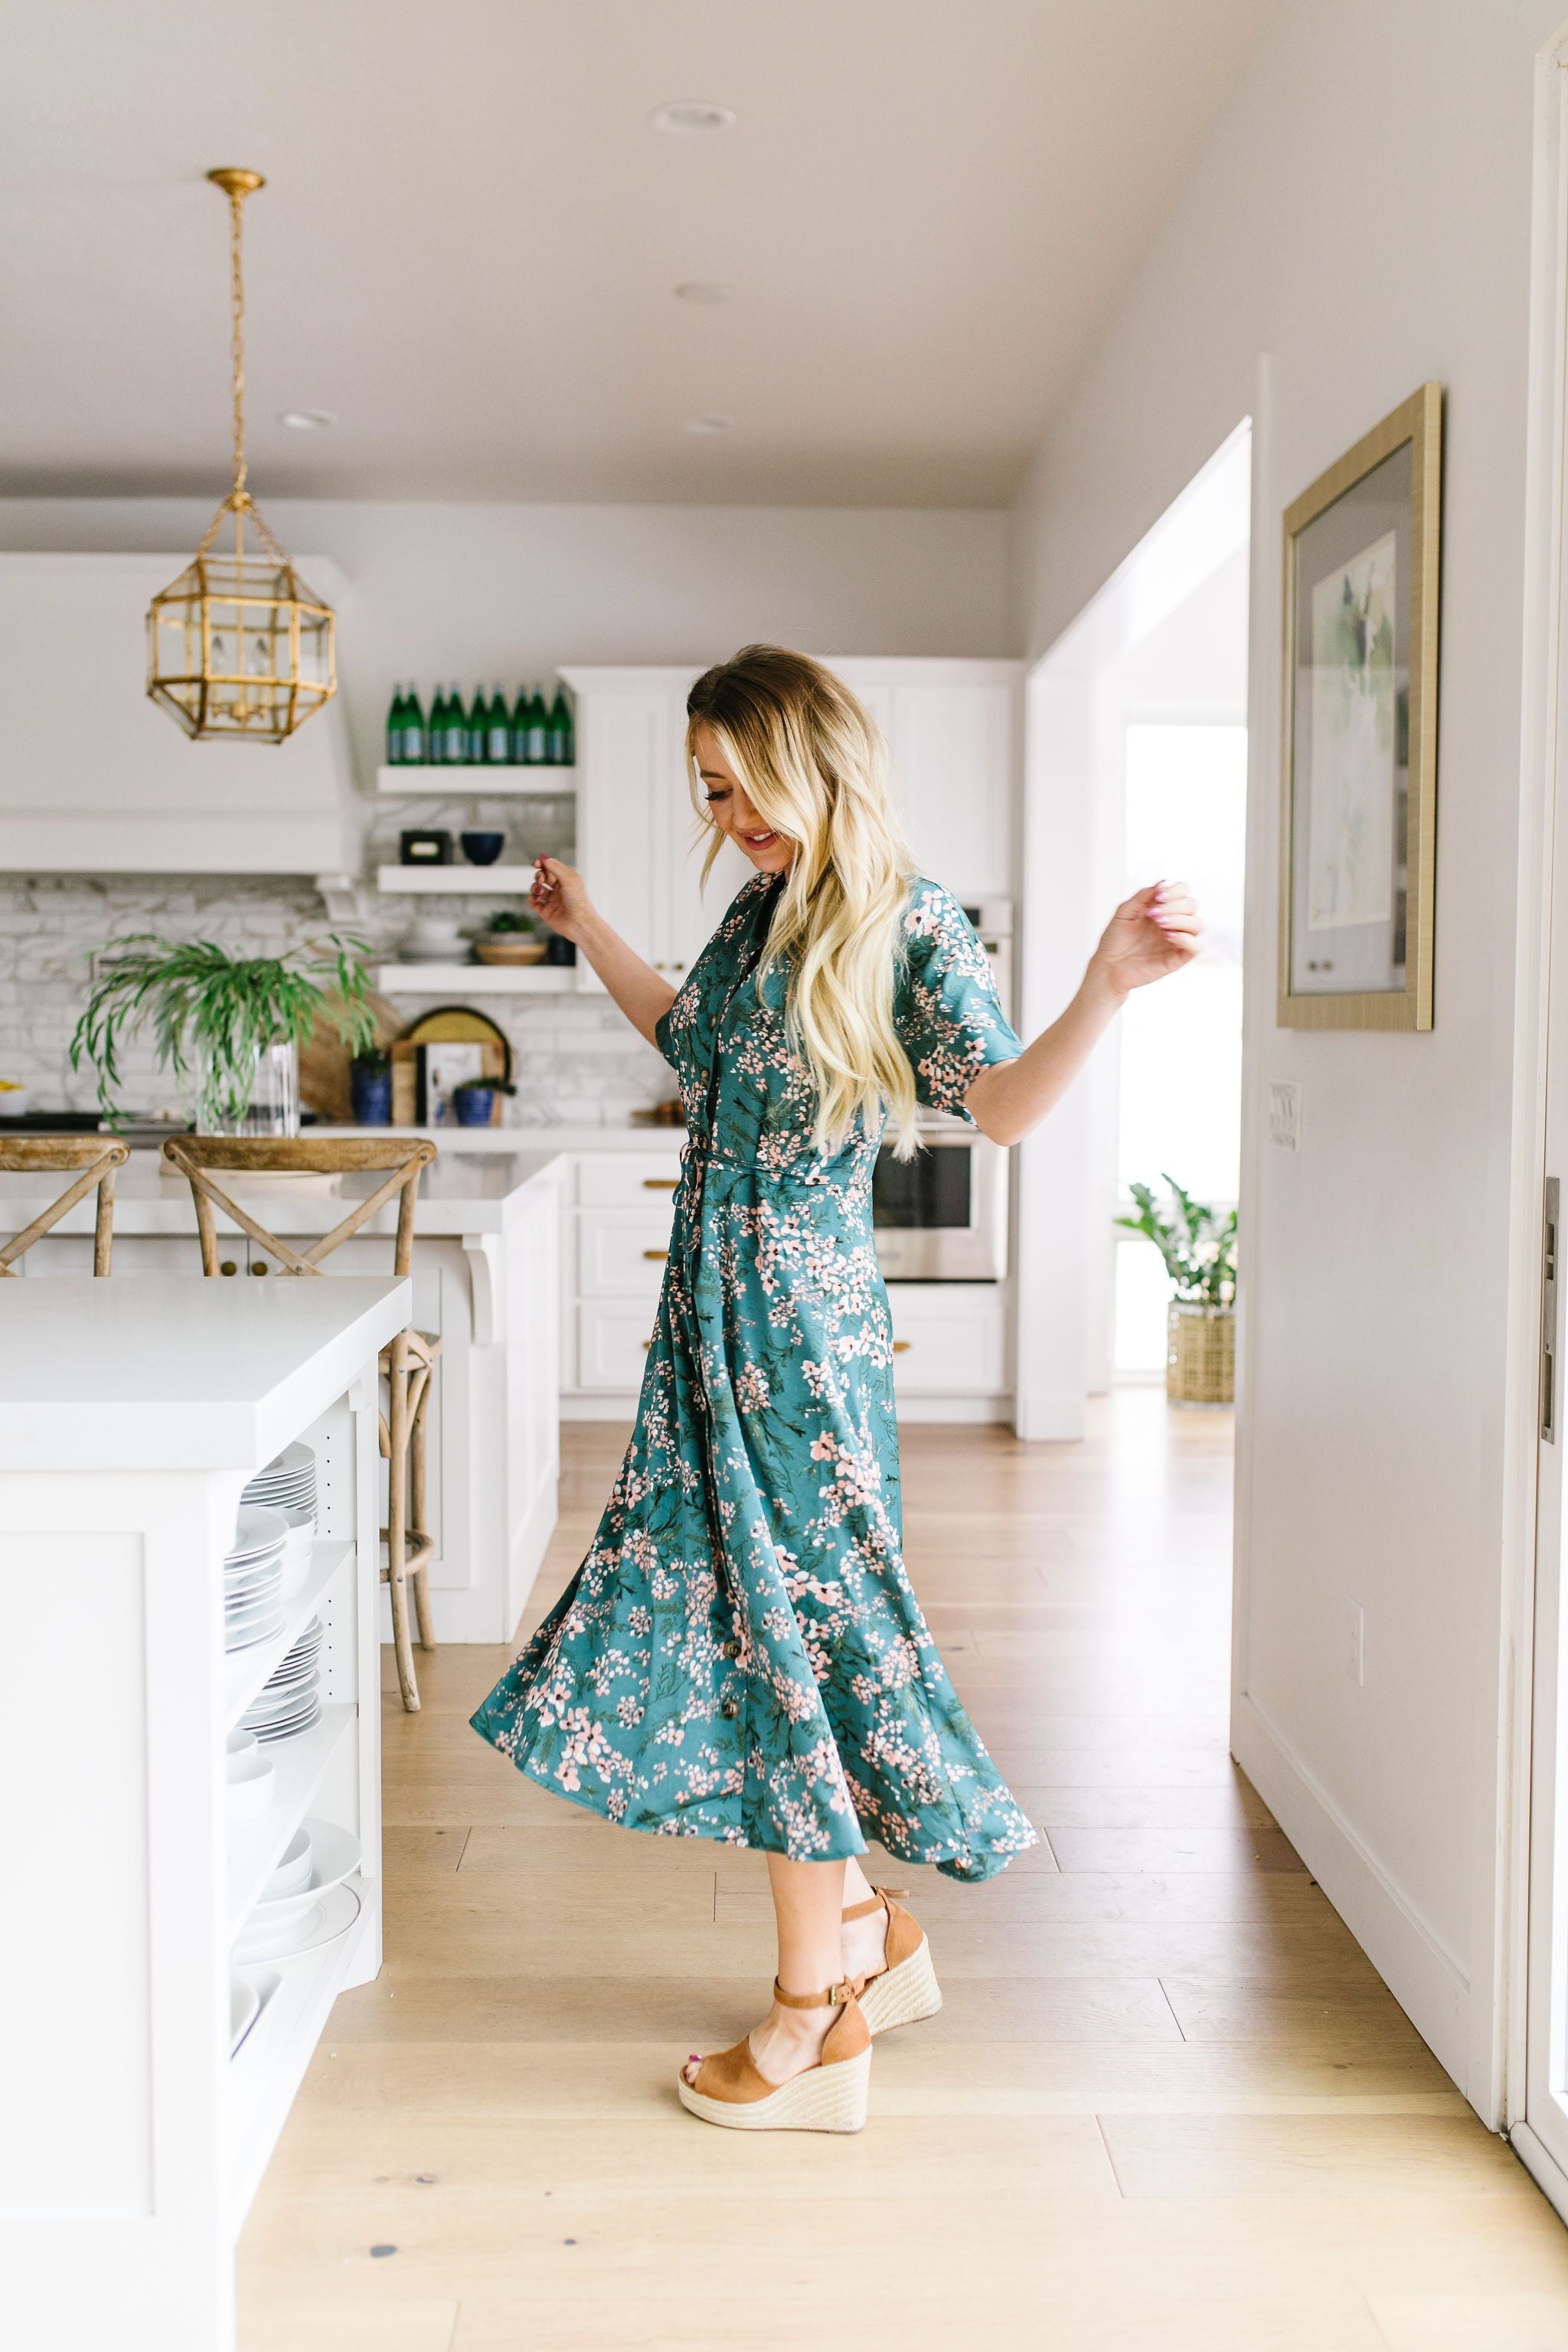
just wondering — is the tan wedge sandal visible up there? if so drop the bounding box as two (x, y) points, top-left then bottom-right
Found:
(844, 1886), (943, 2036)
(677, 1977), (872, 2133)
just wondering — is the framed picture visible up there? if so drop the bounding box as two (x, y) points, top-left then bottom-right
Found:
(1279, 381), (1442, 1030)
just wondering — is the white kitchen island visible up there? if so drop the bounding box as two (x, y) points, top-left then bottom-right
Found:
(2, 1145), (567, 1644)
(0, 1275), (410, 2352)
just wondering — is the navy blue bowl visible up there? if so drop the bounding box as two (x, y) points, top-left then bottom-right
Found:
(461, 831), (506, 867)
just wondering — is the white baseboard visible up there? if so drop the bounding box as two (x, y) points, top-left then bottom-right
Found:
(1013, 1387), (1089, 1441)
(1231, 1691), (1472, 2092)
(1508, 2119), (1568, 2223)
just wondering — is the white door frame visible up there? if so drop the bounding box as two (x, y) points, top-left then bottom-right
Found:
(1014, 422), (1253, 1439)
(1504, 20), (1568, 2204)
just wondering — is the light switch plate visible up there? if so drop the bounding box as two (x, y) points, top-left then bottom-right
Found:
(1269, 1080), (1302, 1152)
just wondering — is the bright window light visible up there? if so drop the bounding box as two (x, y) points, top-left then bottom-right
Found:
(1115, 721), (1246, 1372)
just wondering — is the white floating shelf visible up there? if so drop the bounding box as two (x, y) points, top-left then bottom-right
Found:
(377, 864), (537, 895)
(227, 1702), (357, 1936)
(376, 764), (576, 796)
(376, 962), (578, 995)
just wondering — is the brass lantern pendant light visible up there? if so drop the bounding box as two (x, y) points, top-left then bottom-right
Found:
(146, 169), (336, 743)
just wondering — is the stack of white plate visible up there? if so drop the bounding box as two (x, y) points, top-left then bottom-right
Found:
(223, 1508), (288, 1653)
(243, 1443), (318, 1595)
(239, 1616), (323, 1745)
(233, 1817), (364, 1965)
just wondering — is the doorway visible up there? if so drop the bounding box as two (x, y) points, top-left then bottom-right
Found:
(1014, 420), (1252, 1436)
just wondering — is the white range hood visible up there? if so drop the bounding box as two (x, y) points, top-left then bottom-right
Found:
(0, 552), (359, 880)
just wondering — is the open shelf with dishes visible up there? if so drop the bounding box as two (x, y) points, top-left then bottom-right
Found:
(218, 1389), (384, 2256)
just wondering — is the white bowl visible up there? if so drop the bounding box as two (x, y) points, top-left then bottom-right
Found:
(0, 1086), (29, 1119)
(225, 1743), (274, 1821)
(227, 1506), (289, 1564)
(265, 1824), (315, 1899)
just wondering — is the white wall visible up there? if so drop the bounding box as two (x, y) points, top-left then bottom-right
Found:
(0, 497), (1013, 791)
(1010, 0), (1563, 2114)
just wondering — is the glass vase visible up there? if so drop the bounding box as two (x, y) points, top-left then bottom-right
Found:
(194, 1037), (301, 1137)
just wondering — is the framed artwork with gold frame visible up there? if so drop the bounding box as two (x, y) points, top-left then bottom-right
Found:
(1278, 382), (1442, 1030)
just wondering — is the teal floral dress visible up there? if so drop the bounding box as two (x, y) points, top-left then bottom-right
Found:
(471, 874), (1037, 1882)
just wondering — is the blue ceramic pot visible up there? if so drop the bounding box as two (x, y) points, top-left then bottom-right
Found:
(452, 1086), (495, 1127)
(351, 1066), (393, 1126)
(461, 831), (505, 866)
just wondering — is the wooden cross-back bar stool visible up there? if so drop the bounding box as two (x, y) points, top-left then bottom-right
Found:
(0, 1135), (130, 1276)
(162, 1134), (441, 1711)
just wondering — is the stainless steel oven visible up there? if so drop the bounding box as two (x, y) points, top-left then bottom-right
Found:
(873, 1116), (1009, 1281)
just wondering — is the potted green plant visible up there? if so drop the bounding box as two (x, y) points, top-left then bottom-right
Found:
(450, 1076), (516, 1129)
(475, 910), (545, 967)
(70, 933), (375, 1135)
(1116, 1174), (1238, 1406)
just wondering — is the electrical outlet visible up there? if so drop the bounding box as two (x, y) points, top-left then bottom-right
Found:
(1269, 1080), (1302, 1151)
(1346, 1599), (1366, 1687)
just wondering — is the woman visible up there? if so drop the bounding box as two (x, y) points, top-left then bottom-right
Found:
(472, 645), (1200, 2133)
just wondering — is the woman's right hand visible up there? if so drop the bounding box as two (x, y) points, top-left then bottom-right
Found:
(531, 854), (594, 942)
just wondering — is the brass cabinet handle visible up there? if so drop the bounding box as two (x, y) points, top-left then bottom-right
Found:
(893, 1340), (912, 1353)
(251, 1262), (270, 1276)
(642, 1178), (678, 1191)
(642, 1338), (653, 1349)
(219, 1260), (238, 1277)
(642, 1248), (669, 1261)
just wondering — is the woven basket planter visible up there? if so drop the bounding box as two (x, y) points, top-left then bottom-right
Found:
(1166, 1301), (1235, 1406)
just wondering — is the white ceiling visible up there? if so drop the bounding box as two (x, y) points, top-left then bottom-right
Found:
(1, 0), (1276, 508)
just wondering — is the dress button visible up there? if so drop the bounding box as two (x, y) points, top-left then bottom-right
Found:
(720, 1697), (740, 1720)
(720, 1639), (740, 1659)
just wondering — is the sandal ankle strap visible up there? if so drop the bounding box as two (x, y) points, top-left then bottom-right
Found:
(773, 1975), (861, 2010)
(842, 1884), (908, 1923)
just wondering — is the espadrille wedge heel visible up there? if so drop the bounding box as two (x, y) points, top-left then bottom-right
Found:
(677, 1977), (872, 2132)
(844, 1886), (943, 2037)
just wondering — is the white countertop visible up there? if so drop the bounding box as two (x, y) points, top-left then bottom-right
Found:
(0, 1276), (411, 1469)
(0, 1144), (574, 1240)
(308, 1122), (686, 1154)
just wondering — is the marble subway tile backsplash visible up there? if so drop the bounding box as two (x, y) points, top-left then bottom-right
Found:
(0, 869), (676, 1124)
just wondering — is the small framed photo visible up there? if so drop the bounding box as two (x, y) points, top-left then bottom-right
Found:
(1279, 382), (1442, 1030)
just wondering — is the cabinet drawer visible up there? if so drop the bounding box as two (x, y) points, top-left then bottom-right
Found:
(577, 1151), (684, 1207)
(888, 1286), (1006, 1394)
(578, 1206), (675, 1297)
(577, 1301), (659, 1390)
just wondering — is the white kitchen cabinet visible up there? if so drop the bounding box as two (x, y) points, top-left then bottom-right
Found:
(828, 658), (1021, 903)
(564, 666), (750, 990)
(567, 662), (1021, 968)
(560, 1142), (683, 1411)
(888, 1282), (1010, 1412)
(0, 553), (358, 877)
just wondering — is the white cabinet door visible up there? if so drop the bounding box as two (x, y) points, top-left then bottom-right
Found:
(567, 665), (756, 992)
(887, 1283), (1008, 1394)
(831, 660), (1020, 902)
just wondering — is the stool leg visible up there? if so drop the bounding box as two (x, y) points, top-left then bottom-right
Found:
(385, 1334), (420, 1713)
(409, 1367), (437, 1652)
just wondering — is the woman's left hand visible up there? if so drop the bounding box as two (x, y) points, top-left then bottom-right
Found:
(1091, 881), (1202, 998)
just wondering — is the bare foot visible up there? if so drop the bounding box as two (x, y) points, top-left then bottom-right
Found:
(681, 1994), (836, 2089)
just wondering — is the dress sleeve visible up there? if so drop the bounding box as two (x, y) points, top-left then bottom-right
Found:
(893, 882), (1023, 1121)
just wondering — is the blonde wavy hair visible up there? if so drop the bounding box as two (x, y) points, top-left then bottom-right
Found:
(685, 645), (919, 1158)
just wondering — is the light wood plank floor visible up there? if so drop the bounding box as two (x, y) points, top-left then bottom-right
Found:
(238, 1389), (1568, 2351)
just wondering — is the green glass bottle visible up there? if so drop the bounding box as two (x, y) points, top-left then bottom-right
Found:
(547, 687), (572, 766)
(386, 684), (406, 765)
(402, 686), (426, 764)
(525, 688), (548, 764)
(426, 685), (446, 765)
(467, 687), (487, 764)
(485, 686), (511, 764)
(511, 684), (530, 764)
(443, 685), (468, 765)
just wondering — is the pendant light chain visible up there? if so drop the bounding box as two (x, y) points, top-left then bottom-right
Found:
(227, 184), (249, 499)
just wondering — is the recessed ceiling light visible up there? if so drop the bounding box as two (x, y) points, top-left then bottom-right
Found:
(675, 281), (732, 305)
(684, 413), (734, 436)
(278, 408), (336, 430)
(653, 100), (735, 134)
